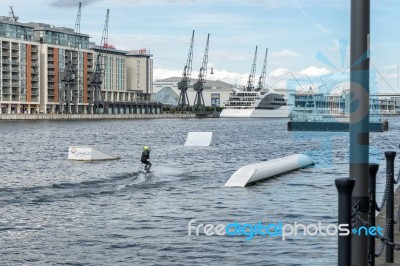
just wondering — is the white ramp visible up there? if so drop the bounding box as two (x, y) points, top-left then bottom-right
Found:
(68, 146), (119, 161)
(224, 154), (314, 187)
(184, 132), (213, 146)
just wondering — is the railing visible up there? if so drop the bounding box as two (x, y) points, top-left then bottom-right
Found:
(336, 150), (400, 265)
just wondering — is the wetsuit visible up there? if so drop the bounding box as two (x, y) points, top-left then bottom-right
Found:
(141, 150), (152, 171)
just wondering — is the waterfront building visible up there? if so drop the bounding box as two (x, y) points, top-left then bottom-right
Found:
(153, 77), (234, 107)
(0, 17), (40, 114)
(0, 15), (160, 115)
(292, 91), (398, 118)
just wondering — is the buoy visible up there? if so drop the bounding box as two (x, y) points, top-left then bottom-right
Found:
(68, 146), (119, 161)
(224, 154), (314, 187)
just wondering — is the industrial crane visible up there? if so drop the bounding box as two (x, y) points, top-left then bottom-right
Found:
(256, 48), (268, 91)
(177, 30), (194, 112)
(89, 9), (109, 114)
(61, 2), (81, 114)
(193, 33), (210, 112)
(9, 6), (18, 22)
(246, 46), (257, 92)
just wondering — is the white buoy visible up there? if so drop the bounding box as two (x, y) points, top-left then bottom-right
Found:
(184, 132), (213, 146)
(68, 146), (119, 161)
(224, 154), (314, 187)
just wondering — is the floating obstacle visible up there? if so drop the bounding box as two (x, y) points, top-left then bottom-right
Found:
(224, 154), (314, 187)
(184, 132), (213, 146)
(68, 146), (119, 161)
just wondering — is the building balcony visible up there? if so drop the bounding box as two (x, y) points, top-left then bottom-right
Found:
(2, 59), (11, 64)
(12, 83), (19, 87)
(2, 67), (10, 71)
(12, 96), (19, 101)
(31, 91), (39, 95)
(2, 89), (10, 94)
(12, 89), (19, 94)
(48, 64), (54, 68)
(12, 53), (19, 57)
(12, 60), (19, 65)
(12, 68), (19, 72)
(32, 77), (39, 81)
(2, 82), (10, 87)
(2, 75), (11, 79)
(12, 76), (19, 80)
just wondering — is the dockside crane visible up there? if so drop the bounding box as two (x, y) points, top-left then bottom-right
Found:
(193, 33), (210, 112)
(61, 2), (81, 114)
(89, 9), (109, 114)
(256, 48), (268, 91)
(246, 46), (258, 92)
(9, 6), (18, 22)
(177, 30), (195, 112)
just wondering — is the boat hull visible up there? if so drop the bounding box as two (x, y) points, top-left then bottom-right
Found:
(220, 107), (291, 118)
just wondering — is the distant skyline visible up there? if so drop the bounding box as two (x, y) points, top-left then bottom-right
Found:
(1, 0), (400, 93)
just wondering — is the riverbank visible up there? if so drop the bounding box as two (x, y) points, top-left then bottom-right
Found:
(0, 113), (196, 120)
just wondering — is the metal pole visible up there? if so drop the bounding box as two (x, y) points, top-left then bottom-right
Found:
(385, 151), (396, 263)
(368, 163), (379, 266)
(350, 0), (370, 265)
(336, 178), (355, 266)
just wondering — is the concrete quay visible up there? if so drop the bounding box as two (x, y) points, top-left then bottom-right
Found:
(0, 113), (196, 120)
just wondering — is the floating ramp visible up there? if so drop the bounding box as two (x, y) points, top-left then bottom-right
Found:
(224, 154), (314, 187)
(68, 146), (119, 161)
(184, 132), (213, 146)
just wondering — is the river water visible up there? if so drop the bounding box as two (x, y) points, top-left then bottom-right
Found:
(1, 117), (399, 265)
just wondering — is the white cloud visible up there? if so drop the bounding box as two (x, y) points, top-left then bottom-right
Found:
(272, 50), (301, 58)
(207, 68), (248, 85)
(268, 67), (290, 78)
(153, 68), (183, 80)
(153, 67), (249, 86)
(298, 66), (331, 77)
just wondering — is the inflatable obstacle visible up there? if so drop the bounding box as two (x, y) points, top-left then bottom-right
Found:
(184, 132), (213, 146)
(68, 146), (119, 161)
(224, 154), (314, 187)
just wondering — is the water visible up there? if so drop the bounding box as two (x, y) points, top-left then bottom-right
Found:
(1, 117), (399, 265)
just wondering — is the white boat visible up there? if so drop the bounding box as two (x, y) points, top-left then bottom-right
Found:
(220, 88), (293, 118)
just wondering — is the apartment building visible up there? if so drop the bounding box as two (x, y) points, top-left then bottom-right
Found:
(0, 15), (160, 115)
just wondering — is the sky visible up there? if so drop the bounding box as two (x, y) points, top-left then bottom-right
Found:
(2, 0), (400, 93)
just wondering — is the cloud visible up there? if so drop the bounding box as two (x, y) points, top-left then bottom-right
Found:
(153, 68), (183, 80)
(272, 49), (301, 58)
(153, 67), (249, 86)
(265, 68), (291, 88)
(268, 67), (290, 78)
(298, 66), (331, 77)
(48, 0), (101, 8)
